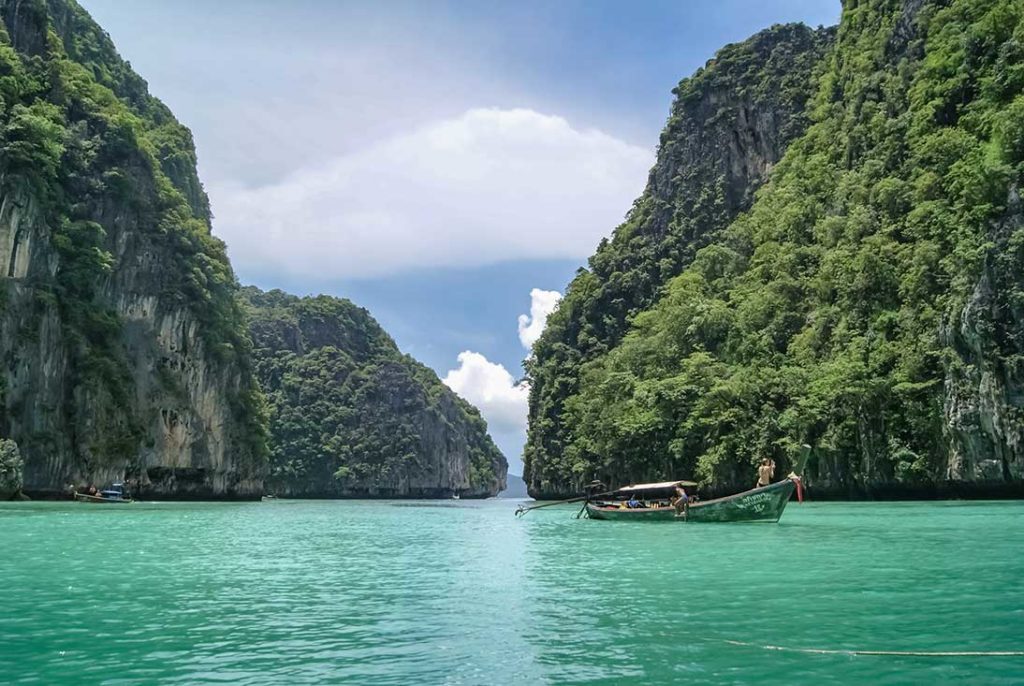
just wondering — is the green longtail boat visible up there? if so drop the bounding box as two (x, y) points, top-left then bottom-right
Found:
(581, 444), (810, 523)
(584, 478), (799, 523)
(515, 447), (809, 522)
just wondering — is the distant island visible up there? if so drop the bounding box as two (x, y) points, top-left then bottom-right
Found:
(243, 287), (507, 498)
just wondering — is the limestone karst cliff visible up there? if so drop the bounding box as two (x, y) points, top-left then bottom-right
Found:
(243, 287), (508, 498)
(526, 0), (1024, 498)
(525, 23), (835, 497)
(0, 0), (267, 497)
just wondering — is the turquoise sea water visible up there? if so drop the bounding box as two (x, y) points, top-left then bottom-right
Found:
(1, 499), (1022, 685)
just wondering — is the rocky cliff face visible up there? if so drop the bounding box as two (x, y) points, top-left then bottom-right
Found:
(0, 0), (267, 497)
(942, 184), (1024, 483)
(243, 288), (508, 498)
(525, 24), (834, 497)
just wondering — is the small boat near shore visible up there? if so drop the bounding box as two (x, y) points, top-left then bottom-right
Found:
(585, 478), (799, 523)
(74, 483), (134, 504)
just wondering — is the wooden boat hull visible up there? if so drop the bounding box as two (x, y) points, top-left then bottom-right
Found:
(586, 479), (796, 523)
(74, 493), (134, 504)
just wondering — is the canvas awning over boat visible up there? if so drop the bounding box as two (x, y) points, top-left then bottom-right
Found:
(618, 480), (698, 492)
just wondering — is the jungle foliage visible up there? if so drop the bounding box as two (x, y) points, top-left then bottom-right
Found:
(526, 0), (1024, 494)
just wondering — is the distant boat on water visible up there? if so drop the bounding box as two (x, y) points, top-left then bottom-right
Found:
(74, 482), (134, 504)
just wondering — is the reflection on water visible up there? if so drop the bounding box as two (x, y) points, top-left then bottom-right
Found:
(1, 499), (1021, 684)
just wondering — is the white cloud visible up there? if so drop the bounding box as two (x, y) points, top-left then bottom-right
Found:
(518, 288), (562, 349)
(443, 286), (561, 441)
(211, 107), (651, 279)
(442, 351), (529, 433)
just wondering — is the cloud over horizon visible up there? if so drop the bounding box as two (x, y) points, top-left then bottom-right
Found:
(442, 351), (529, 433)
(442, 286), (562, 441)
(212, 107), (651, 279)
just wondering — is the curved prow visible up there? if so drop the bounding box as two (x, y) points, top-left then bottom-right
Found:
(793, 444), (812, 477)
(787, 444), (812, 504)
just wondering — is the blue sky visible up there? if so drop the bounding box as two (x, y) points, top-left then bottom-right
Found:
(80, 0), (841, 475)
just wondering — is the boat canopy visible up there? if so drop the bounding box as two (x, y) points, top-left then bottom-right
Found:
(618, 480), (698, 492)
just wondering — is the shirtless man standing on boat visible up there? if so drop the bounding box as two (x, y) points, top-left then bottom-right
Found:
(756, 459), (775, 488)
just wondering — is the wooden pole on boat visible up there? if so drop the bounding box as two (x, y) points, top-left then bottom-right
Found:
(515, 482), (612, 517)
(514, 496), (588, 517)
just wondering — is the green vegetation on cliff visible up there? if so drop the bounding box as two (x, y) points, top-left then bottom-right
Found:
(242, 287), (508, 498)
(527, 0), (1024, 496)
